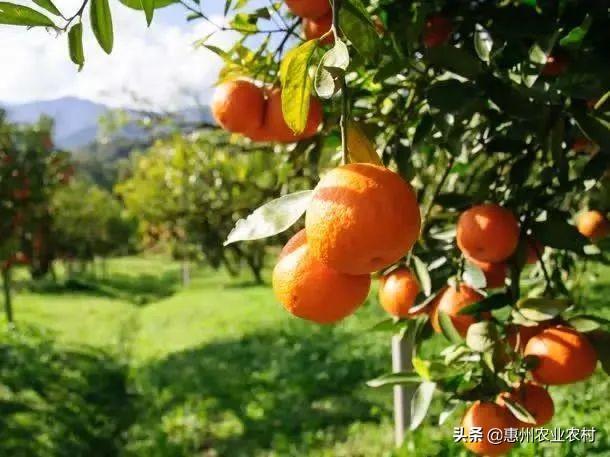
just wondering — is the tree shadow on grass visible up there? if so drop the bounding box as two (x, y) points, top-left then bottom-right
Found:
(0, 326), (135, 457)
(131, 325), (389, 456)
(25, 270), (180, 305)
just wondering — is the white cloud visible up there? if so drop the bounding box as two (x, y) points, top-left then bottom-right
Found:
(0, 3), (235, 108)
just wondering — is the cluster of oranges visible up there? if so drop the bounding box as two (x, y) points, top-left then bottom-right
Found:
(272, 163), (421, 323)
(285, 0), (334, 45)
(211, 80), (322, 143)
(461, 323), (598, 456)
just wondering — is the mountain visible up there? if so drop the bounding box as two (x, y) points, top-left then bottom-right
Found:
(2, 97), (109, 149)
(1, 97), (214, 150)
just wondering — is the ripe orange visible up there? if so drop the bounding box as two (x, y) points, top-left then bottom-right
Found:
(542, 53), (569, 77)
(457, 204), (520, 263)
(264, 89), (323, 143)
(461, 401), (516, 456)
(467, 257), (507, 289)
(211, 80), (265, 136)
(497, 382), (554, 427)
(304, 12), (334, 45)
(431, 285), (489, 337)
(422, 14), (452, 48)
(524, 326), (598, 385)
(378, 268), (421, 318)
(525, 237), (544, 265)
(305, 163), (421, 275)
(285, 0), (331, 19)
(577, 210), (610, 241)
(507, 323), (548, 353)
(272, 230), (371, 324)
(279, 229), (308, 259)
(572, 137), (599, 155)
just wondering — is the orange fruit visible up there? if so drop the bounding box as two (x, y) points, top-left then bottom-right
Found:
(264, 89), (323, 143)
(305, 163), (421, 275)
(431, 285), (489, 337)
(211, 80), (265, 136)
(461, 401), (516, 456)
(285, 0), (331, 19)
(422, 14), (452, 48)
(497, 382), (554, 427)
(572, 137), (599, 155)
(272, 230), (371, 324)
(524, 326), (598, 385)
(378, 268), (421, 318)
(467, 257), (507, 289)
(577, 210), (610, 241)
(457, 204), (520, 263)
(542, 53), (569, 77)
(507, 323), (548, 353)
(525, 237), (544, 265)
(304, 12), (334, 45)
(279, 229), (308, 259)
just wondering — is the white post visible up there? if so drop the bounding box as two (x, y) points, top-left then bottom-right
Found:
(182, 261), (190, 287)
(392, 332), (413, 447)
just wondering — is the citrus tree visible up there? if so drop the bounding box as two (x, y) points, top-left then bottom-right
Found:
(0, 112), (72, 321)
(4, 0), (610, 454)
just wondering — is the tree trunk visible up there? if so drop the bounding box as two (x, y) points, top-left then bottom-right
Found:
(2, 268), (14, 324)
(392, 332), (414, 447)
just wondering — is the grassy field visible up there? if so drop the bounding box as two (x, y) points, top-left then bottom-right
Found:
(1, 256), (609, 456)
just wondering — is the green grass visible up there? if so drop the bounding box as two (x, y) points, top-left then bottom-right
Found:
(1, 257), (610, 456)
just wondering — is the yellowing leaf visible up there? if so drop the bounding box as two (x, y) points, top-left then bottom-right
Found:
(279, 40), (318, 134)
(346, 122), (382, 165)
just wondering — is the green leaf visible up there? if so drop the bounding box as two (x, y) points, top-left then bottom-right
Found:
(32, 0), (60, 16)
(462, 261), (486, 290)
(427, 80), (479, 113)
(0, 2), (54, 27)
(366, 371), (421, 388)
(90, 0), (114, 54)
(474, 24), (492, 63)
(230, 12), (258, 32)
(119, 0), (176, 10)
(68, 23), (85, 70)
(503, 397), (537, 425)
(426, 46), (483, 80)
(412, 255), (431, 296)
(572, 108), (610, 151)
(279, 40), (318, 134)
(466, 321), (497, 352)
(559, 14), (592, 49)
(224, 190), (313, 245)
(315, 39), (350, 99)
(339, 0), (380, 60)
(410, 382), (436, 431)
(517, 297), (571, 321)
(531, 214), (588, 253)
(438, 311), (463, 344)
(140, 0), (154, 25)
(439, 401), (459, 425)
(459, 293), (510, 316)
(567, 315), (610, 333)
(369, 317), (402, 333)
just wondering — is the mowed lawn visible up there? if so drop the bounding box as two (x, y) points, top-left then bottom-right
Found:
(2, 256), (610, 456)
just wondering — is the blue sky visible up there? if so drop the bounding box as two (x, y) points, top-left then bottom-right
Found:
(0, 0), (269, 108)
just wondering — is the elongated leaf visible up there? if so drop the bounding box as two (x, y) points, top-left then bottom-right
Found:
(90, 0), (114, 54)
(426, 46), (483, 80)
(459, 293), (510, 315)
(224, 190), (313, 245)
(369, 317), (401, 333)
(503, 397), (536, 425)
(517, 297), (571, 321)
(0, 2), (54, 26)
(339, 0), (380, 60)
(346, 121), (382, 165)
(410, 382), (436, 430)
(572, 108), (610, 151)
(32, 0), (60, 16)
(412, 255), (431, 296)
(568, 315), (610, 333)
(474, 24), (492, 63)
(315, 39), (350, 99)
(559, 14), (591, 49)
(68, 23), (84, 69)
(439, 401), (459, 425)
(140, 0), (154, 25)
(279, 40), (318, 134)
(438, 311), (463, 344)
(119, 0), (176, 10)
(366, 371), (421, 388)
